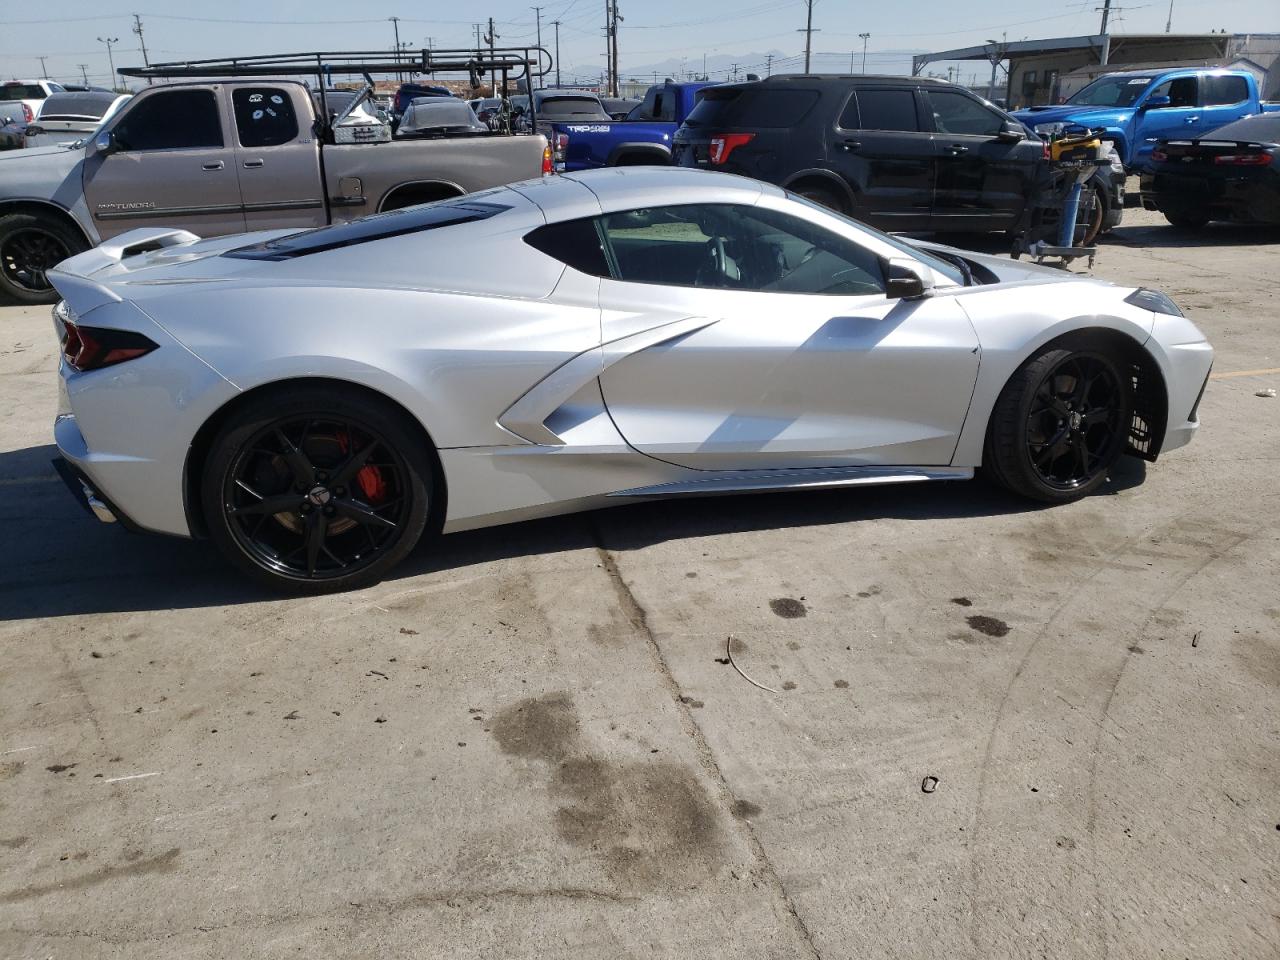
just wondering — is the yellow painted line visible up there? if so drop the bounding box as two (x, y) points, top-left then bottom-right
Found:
(1210, 367), (1280, 380)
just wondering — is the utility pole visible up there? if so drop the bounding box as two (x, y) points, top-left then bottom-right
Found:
(78, 64), (89, 86)
(388, 17), (402, 81)
(1165, 0), (1174, 32)
(765, 53), (773, 77)
(37, 56), (49, 79)
(132, 14), (151, 84)
(486, 17), (498, 95)
(797, 0), (818, 74)
(531, 7), (543, 89)
(860, 32), (871, 73)
(552, 20), (561, 86)
(731, 62), (739, 82)
(1098, 0), (1112, 65)
(98, 36), (119, 89)
(610, 1), (621, 98)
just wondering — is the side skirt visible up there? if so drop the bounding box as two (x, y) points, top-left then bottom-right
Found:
(608, 465), (974, 498)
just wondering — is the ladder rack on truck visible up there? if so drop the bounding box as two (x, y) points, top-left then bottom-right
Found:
(118, 47), (553, 134)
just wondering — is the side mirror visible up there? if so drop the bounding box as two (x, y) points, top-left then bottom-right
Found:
(1142, 95), (1172, 110)
(884, 257), (934, 300)
(95, 130), (118, 154)
(24, 124), (45, 136)
(995, 119), (1026, 143)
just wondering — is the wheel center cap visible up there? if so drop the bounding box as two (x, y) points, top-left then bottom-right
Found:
(307, 485), (332, 506)
(1069, 411), (1083, 431)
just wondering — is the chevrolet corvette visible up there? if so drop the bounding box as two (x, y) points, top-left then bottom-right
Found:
(48, 168), (1213, 591)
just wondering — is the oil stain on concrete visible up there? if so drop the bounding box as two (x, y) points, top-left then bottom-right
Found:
(491, 692), (728, 889)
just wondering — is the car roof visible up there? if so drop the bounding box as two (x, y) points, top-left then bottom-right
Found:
(730, 73), (951, 87)
(515, 167), (781, 218)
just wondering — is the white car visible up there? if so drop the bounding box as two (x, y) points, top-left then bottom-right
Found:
(1, 79), (66, 120)
(47, 168), (1213, 592)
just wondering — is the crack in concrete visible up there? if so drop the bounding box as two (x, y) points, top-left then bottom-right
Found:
(589, 522), (825, 960)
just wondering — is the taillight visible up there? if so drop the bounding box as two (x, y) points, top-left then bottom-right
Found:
(1213, 153), (1272, 166)
(1151, 148), (1169, 163)
(708, 133), (755, 165)
(23, 103), (34, 123)
(552, 132), (569, 162)
(62, 322), (157, 372)
(541, 143), (553, 175)
(1042, 141), (1051, 161)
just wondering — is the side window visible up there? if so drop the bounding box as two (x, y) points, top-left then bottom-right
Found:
(1149, 77), (1198, 108)
(851, 89), (920, 132)
(927, 90), (1004, 136)
(523, 219), (611, 277)
(1203, 75), (1249, 106)
(111, 89), (223, 151)
(233, 87), (300, 147)
(596, 204), (885, 296)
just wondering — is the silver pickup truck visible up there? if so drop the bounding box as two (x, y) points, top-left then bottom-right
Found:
(0, 78), (550, 303)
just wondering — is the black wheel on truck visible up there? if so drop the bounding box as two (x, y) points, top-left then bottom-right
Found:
(0, 212), (88, 305)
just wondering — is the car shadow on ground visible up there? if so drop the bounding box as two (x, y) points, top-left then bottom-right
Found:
(1107, 222), (1280, 249)
(0, 442), (1147, 621)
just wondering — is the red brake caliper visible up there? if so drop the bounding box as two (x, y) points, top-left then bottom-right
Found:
(335, 431), (388, 504)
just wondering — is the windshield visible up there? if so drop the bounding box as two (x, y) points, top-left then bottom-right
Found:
(1067, 75), (1154, 107)
(1, 83), (48, 100)
(786, 192), (966, 285)
(536, 95), (609, 120)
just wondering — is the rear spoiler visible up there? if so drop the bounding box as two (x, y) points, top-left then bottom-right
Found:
(48, 227), (201, 317)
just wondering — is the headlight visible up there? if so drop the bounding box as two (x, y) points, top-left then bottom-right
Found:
(1125, 288), (1183, 317)
(1034, 122), (1067, 137)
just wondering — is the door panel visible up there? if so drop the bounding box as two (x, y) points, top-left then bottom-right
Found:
(831, 88), (933, 230)
(230, 86), (326, 231)
(597, 281), (981, 470)
(82, 86), (245, 241)
(926, 89), (1040, 229)
(1134, 77), (1201, 166)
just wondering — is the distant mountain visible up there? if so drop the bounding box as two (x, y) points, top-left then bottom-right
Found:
(557, 47), (929, 87)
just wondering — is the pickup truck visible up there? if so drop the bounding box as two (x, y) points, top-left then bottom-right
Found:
(1012, 68), (1280, 171)
(538, 81), (714, 171)
(0, 78), (550, 303)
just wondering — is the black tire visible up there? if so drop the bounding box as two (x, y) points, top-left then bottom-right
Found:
(0, 212), (88, 305)
(1164, 211), (1209, 230)
(983, 345), (1132, 504)
(795, 184), (849, 216)
(202, 386), (433, 593)
(1080, 182), (1107, 246)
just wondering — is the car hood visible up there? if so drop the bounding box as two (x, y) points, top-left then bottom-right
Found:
(1010, 105), (1129, 129)
(0, 143), (82, 164)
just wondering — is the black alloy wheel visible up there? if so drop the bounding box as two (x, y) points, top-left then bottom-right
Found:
(204, 388), (432, 592)
(984, 346), (1132, 503)
(0, 212), (85, 304)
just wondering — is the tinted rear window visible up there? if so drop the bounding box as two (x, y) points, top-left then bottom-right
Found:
(537, 96), (609, 119)
(1, 84), (47, 100)
(684, 87), (820, 129)
(32, 93), (116, 119)
(524, 219), (610, 276)
(1200, 114), (1280, 143)
(226, 200), (511, 261)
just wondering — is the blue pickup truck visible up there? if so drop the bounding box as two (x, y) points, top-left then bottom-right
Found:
(535, 81), (714, 171)
(1013, 68), (1279, 171)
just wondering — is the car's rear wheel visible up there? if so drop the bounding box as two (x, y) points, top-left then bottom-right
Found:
(794, 184), (849, 216)
(1164, 211), (1209, 229)
(983, 346), (1132, 503)
(0, 212), (87, 305)
(1080, 182), (1107, 246)
(202, 387), (432, 593)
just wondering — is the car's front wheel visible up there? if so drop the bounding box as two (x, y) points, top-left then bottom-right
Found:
(983, 345), (1132, 503)
(202, 386), (432, 593)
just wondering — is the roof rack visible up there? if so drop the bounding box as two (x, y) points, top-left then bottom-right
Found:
(118, 46), (551, 87)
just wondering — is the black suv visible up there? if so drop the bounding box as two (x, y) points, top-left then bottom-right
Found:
(674, 74), (1122, 238)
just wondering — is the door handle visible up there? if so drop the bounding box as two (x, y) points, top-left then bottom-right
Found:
(201, 161), (224, 170)
(944, 144), (969, 155)
(243, 159), (264, 168)
(840, 139), (862, 151)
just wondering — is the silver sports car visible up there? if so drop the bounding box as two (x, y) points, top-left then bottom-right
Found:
(48, 168), (1213, 592)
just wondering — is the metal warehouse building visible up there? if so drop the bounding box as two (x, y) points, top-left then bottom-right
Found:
(914, 33), (1280, 109)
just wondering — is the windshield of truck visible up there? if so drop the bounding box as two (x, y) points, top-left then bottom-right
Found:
(1066, 75), (1154, 107)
